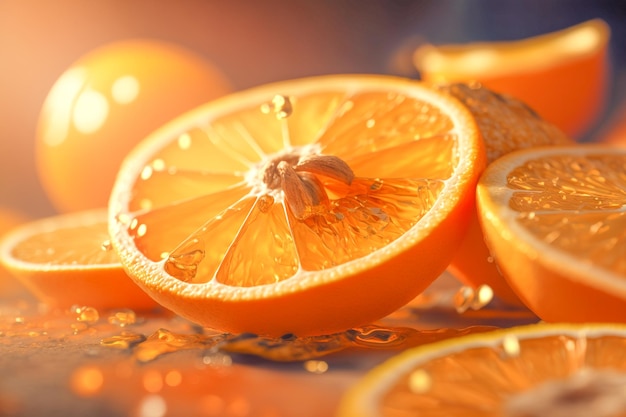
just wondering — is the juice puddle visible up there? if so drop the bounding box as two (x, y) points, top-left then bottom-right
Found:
(0, 276), (538, 417)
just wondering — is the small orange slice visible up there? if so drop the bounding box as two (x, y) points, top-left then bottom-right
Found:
(432, 83), (572, 306)
(0, 209), (158, 310)
(0, 206), (29, 296)
(108, 74), (486, 337)
(414, 19), (611, 139)
(596, 99), (626, 148)
(337, 323), (626, 417)
(476, 145), (626, 322)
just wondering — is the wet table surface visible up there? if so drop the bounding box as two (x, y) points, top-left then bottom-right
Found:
(0, 274), (537, 417)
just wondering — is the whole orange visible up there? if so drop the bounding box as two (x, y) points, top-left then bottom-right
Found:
(36, 39), (232, 213)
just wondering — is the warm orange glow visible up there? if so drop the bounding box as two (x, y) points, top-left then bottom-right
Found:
(142, 370), (163, 393)
(69, 366), (104, 397)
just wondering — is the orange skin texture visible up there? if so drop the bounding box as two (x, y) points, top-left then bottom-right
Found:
(478, 214), (626, 323)
(416, 20), (611, 140)
(474, 49), (610, 140)
(6, 266), (159, 311)
(125, 167), (482, 337)
(36, 39), (232, 213)
(447, 209), (524, 306)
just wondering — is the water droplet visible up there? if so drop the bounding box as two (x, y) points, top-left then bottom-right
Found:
(303, 360), (329, 374)
(101, 239), (112, 251)
(454, 285), (493, 313)
(177, 132), (192, 150)
(502, 334), (521, 358)
(107, 309), (137, 327)
(101, 331), (146, 349)
(73, 306), (100, 324)
(409, 369), (432, 394)
(164, 239), (205, 282)
(261, 94), (293, 119)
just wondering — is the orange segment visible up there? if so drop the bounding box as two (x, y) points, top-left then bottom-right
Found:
(0, 209), (158, 310)
(414, 19), (611, 139)
(432, 83), (572, 306)
(476, 145), (626, 322)
(108, 75), (486, 337)
(337, 323), (626, 417)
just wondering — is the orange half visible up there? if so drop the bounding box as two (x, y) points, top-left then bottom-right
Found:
(108, 75), (486, 337)
(414, 19), (611, 139)
(476, 145), (626, 322)
(0, 209), (158, 310)
(338, 323), (626, 417)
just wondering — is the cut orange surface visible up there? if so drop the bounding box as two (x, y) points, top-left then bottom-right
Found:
(476, 145), (626, 322)
(0, 209), (158, 310)
(108, 74), (486, 337)
(337, 323), (626, 417)
(36, 39), (232, 213)
(414, 19), (611, 139)
(0, 206), (29, 296)
(432, 83), (572, 306)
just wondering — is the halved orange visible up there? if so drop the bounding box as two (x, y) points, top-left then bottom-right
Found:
(476, 145), (626, 322)
(432, 83), (572, 306)
(0, 209), (158, 310)
(337, 322), (626, 417)
(108, 74), (486, 337)
(0, 206), (29, 296)
(414, 19), (611, 139)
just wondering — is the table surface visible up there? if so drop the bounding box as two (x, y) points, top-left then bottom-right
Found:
(0, 273), (537, 417)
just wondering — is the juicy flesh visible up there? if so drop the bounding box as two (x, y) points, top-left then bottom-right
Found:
(380, 333), (626, 417)
(119, 90), (458, 286)
(506, 154), (626, 275)
(11, 222), (118, 266)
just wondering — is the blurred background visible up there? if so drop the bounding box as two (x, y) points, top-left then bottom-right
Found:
(1, 0), (626, 219)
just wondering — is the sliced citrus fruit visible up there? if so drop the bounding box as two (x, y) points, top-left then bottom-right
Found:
(108, 74), (486, 337)
(432, 83), (572, 306)
(0, 209), (158, 310)
(476, 145), (626, 322)
(414, 19), (611, 139)
(337, 322), (626, 417)
(0, 206), (29, 296)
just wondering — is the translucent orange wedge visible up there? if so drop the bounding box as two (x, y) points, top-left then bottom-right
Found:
(337, 323), (626, 417)
(476, 145), (626, 322)
(0, 209), (158, 310)
(108, 75), (486, 337)
(414, 19), (611, 139)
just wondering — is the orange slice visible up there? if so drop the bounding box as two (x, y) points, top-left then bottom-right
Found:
(414, 19), (611, 139)
(476, 145), (626, 322)
(0, 209), (158, 310)
(0, 206), (29, 296)
(337, 323), (626, 417)
(108, 74), (486, 337)
(432, 83), (572, 306)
